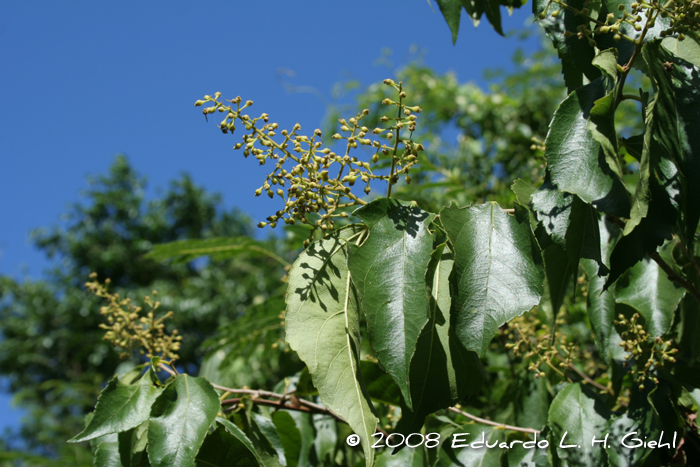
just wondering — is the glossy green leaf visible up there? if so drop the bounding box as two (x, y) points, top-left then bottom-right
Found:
(511, 178), (538, 206)
(435, 425), (505, 467)
(70, 369), (162, 443)
(375, 446), (427, 467)
(545, 75), (630, 218)
(661, 36), (700, 67)
(531, 177), (573, 248)
(147, 374), (220, 467)
(548, 383), (609, 466)
(216, 417), (268, 467)
(566, 196), (607, 274)
(395, 243), (483, 435)
(434, 0), (512, 43)
(533, 0), (599, 91)
(285, 225), (378, 467)
(434, 0), (462, 44)
(645, 40), (700, 249)
(146, 237), (289, 267)
(441, 203), (544, 356)
(615, 253), (685, 337)
(583, 216), (617, 361)
(272, 411), (301, 467)
(95, 442), (124, 467)
(349, 198), (436, 410)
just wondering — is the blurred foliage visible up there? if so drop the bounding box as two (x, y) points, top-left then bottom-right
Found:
(0, 156), (294, 460)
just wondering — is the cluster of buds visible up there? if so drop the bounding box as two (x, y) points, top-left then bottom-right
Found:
(538, 0), (698, 48)
(505, 313), (581, 381)
(195, 80), (424, 242)
(86, 273), (182, 361)
(616, 313), (678, 389)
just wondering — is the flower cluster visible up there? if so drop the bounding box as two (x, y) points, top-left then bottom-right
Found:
(85, 273), (182, 361)
(195, 80), (423, 241)
(538, 0), (699, 47)
(616, 312), (678, 389)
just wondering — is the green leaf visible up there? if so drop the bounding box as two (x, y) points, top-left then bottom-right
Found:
(533, 0), (600, 91)
(583, 216), (617, 362)
(95, 442), (124, 467)
(349, 198), (436, 410)
(147, 374), (220, 467)
(272, 412), (301, 467)
(531, 177), (573, 248)
(605, 387), (669, 467)
(69, 368), (162, 443)
(441, 203), (544, 356)
(312, 414), (337, 466)
(435, 424), (505, 467)
(375, 446), (427, 467)
(566, 196), (607, 275)
(215, 417), (268, 467)
(118, 421), (149, 467)
(435, 0), (462, 44)
(395, 243), (483, 435)
(615, 252), (685, 337)
(194, 422), (260, 467)
(548, 383), (609, 466)
(285, 225), (378, 467)
(645, 40), (700, 249)
(661, 36), (700, 67)
(252, 413), (288, 467)
(146, 236), (289, 267)
(360, 360), (402, 406)
(511, 179), (538, 206)
(545, 76), (630, 218)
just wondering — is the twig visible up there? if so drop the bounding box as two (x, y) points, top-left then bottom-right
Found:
(567, 363), (612, 395)
(649, 250), (700, 304)
(448, 407), (540, 434)
(676, 237), (700, 279)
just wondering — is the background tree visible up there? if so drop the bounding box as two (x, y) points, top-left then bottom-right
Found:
(0, 156), (292, 463)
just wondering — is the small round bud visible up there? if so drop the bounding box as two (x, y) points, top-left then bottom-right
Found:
(257, 222), (268, 228)
(194, 100), (205, 107)
(538, 11), (546, 19)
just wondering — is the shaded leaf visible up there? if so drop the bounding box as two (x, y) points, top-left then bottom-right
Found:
(349, 198), (436, 409)
(615, 251), (685, 337)
(441, 203), (544, 356)
(395, 243), (483, 435)
(285, 225), (378, 467)
(147, 374), (220, 467)
(216, 417), (268, 467)
(70, 369), (162, 443)
(253, 413), (288, 467)
(312, 413), (337, 466)
(195, 424), (259, 467)
(272, 411), (301, 467)
(95, 442), (124, 467)
(375, 446), (427, 467)
(548, 383), (609, 466)
(435, 424), (505, 467)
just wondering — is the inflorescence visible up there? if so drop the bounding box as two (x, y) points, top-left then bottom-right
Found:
(195, 79), (423, 243)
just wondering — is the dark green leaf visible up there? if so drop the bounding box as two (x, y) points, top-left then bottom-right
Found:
(250, 413), (287, 467)
(441, 203), (544, 356)
(644, 40), (700, 249)
(195, 425), (259, 467)
(215, 417), (268, 467)
(511, 179), (538, 206)
(285, 225), (378, 467)
(272, 411), (301, 467)
(146, 237), (289, 267)
(548, 383), (609, 466)
(615, 249), (685, 337)
(70, 369), (162, 443)
(531, 177), (573, 248)
(435, 0), (463, 44)
(360, 360), (402, 406)
(349, 198), (436, 409)
(533, 0), (599, 91)
(395, 243), (483, 435)
(118, 421), (149, 467)
(545, 76), (630, 218)
(147, 374), (220, 467)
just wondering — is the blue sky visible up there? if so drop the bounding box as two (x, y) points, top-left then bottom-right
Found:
(0, 2), (540, 438)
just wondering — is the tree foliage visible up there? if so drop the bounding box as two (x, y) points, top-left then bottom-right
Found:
(5, 1), (700, 465)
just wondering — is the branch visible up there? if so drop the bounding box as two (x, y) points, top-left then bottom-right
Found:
(448, 407), (540, 434)
(214, 384), (388, 436)
(649, 250), (700, 303)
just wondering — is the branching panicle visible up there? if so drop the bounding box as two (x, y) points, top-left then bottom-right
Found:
(86, 273), (182, 361)
(195, 80), (424, 243)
